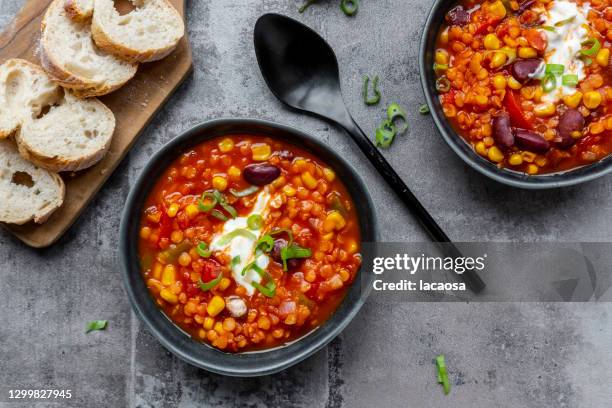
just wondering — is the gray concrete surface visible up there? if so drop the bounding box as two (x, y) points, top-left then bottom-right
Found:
(1, 0), (611, 407)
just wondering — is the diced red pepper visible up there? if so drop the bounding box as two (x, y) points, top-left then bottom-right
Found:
(475, 16), (502, 35)
(503, 91), (533, 130)
(201, 259), (221, 283)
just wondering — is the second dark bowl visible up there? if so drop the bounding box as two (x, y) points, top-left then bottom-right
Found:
(419, 0), (612, 189)
(119, 118), (377, 376)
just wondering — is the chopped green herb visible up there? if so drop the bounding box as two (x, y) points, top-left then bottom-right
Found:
(562, 74), (579, 87)
(580, 38), (601, 56)
(217, 228), (257, 246)
(375, 120), (397, 149)
(230, 186), (259, 197)
(198, 273), (222, 291)
(255, 234), (275, 252)
(247, 214), (264, 230)
(387, 103), (408, 133)
(280, 244), (312, 271)
(197, 242), (212, 258)
(545, 63), (565, 76)
(554, 15), (575, 27)
(539, 25), (556, 32)
(435, 354), (451, 395)
(242, 262), (277, 297)
(340, 0), (358, 16)
(541, 73), (557, 93)
(198, 191), (218, 212)
(363, 75), (381, 106)
(211, 209), (228, 221)
(419, 104), (430, 115)
(86, 320), (108, 333)
(269, 228), (294, 246)
(231, 255), (241, 269)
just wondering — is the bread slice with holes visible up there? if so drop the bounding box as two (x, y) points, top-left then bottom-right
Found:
(16, 91), (115, 172)
(41, 0), (138, 98)
(0, 139), (65, 224)
(90, 0), (185, 63)
(64, 0), (93, 22)
(0, 59), (62, 139)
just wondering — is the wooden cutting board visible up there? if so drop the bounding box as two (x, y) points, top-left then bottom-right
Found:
(0, 0), (192, 248)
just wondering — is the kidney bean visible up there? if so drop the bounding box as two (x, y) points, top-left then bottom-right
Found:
(514, 129), (550, 153)
(511, 59), (543, 82)
(445, 6), (470, 26)
(556, 109), (584, 149)
(243, 163), (281, 186)
(518, 0), (535, 14)
(493, 112), (515, 148)
(271, 238), (301, 270)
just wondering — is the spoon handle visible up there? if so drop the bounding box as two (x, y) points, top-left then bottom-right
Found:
(342, 118), (486, 293)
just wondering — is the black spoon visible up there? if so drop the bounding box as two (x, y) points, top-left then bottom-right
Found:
(254, 13), (485, 293)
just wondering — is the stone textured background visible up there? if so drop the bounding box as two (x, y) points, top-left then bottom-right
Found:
(1, 1), (611, 407)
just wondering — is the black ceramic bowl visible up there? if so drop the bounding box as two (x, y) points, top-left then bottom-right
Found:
(120, 118), (377, 376)
(419, 0), (612, 189)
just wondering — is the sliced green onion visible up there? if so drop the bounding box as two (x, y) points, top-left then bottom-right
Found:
(541, 73), (557, 93)
(554, 15), (575, 27)
(387, 103), (408, 133)
(363, 75), (381, 106)
(231, 255), (241, 269)
(220, 202), (237, 218)
(158, 240), (192, 263)
(211, 209), (228, 221)
(269, 228), (294, 246)
(340, 0), (358, 16)
(562, 74), (579, 87)
(583, 57), (593, 66)
(217, 228), (257, 246)
(230, 186), (259, 197)
(298, 0), (318, 13)
(197, 191), (217, 212)
(196, 242), (211, 258)
(198, 274), (222, 291)
(435, 354), (451, 395)
(255, 234), (275, 252)
(545, 63), (564, 76)
(280, 244), (312, 271)
(539, 25), (556, 32)
(86, 320), (108, 333)
(435, 76), (451, 93)
(433, 63), (449, 71)
(580, 38), (601, 56)
(375, 120), (397, 149)
(240, 262), (276, 298)
(247, 214), (263, 230)
(419, 104), (430, 115)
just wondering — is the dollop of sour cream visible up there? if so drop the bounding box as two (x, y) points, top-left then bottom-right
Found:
(538, 0), (591, 103)
(210, 190), (272, 296)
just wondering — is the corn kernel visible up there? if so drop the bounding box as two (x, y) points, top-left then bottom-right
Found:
(322, 232), (334, 241)
(563, 91), (583, 109)
(203, 317), (215, 330)
(484, 34), (501, 50)
(492, 75), (507, 90)
(140, 227), (151, 239)
(345, 239), (358, 254)
(160, 288), (178, 304)
(596, 48), (610, 67)
(252, 143), (272, 161)
(228, 166), (241, 179)
(213, 321), (224, 335)
(301, 172), (318, 189)
(518, 47), (537, 59)
(323, 211), (347, 232)
(508, 76), (522, 90)
(166, 203), (180, 218)
(212, 175), (228, 191)
(475, 141), (487, 156)
(218, 138), (234, 153)
(487, 146), (504, 163)
(526, 164), (539, 175)
(152, 262), (163, 279)
(178, 252), (191, 267)
(508, 153), (523, 166)
(435, 49), (449, 65)
(489, 51), (507, 69)
(487, 0), (507, 18)
(185, 204), (199, 218)
(162, 264), (176, 285)
(170, 230), (183, 244)
(207, 295), (225, 317)
(323, 168), (336, 182)
(534, 103), (556, 117)
(219, 278), (231, 291)
(475, 95), (489, 106)
(282, 185), (296, 197)
(583, 91), (602, 110)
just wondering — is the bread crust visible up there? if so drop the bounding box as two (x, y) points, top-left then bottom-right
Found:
(40, 0), (138, 97)
(64, 0), (92, 22)
(90, 0), (184, 63)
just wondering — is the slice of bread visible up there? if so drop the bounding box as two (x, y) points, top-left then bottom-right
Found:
(91, 0), (185, 63)
(41, 0), (138, 97)
(64, 0), (93, 22)
(16, 91), (115, 172)
(0, 139), (65, 224)
(0, 59), (62, 139)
